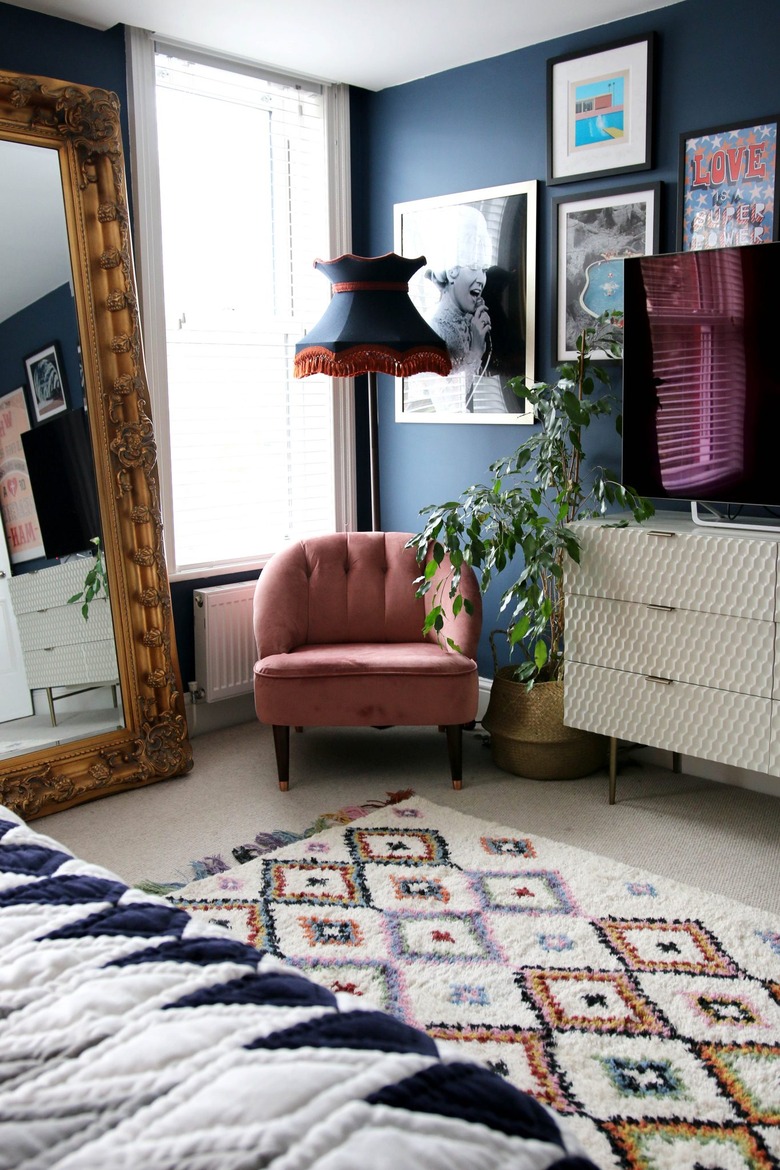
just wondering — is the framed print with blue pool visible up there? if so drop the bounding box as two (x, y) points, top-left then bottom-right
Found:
(547, 34), (655, 186)
(677, 116), (778, 250)
(394, 180), (537, 424)
(553, 183), (660, 362)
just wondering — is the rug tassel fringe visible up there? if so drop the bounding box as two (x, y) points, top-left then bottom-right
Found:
(134, 791), (416, 894)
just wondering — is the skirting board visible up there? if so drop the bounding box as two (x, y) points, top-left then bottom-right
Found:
(185, 680), (780, 799)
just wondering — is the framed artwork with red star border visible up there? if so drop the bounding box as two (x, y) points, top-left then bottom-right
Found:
(678, 117), (778, 251)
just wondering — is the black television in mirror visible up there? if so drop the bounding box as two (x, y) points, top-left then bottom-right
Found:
(622, 241), (780, 528)
(21, 407), (102, 561)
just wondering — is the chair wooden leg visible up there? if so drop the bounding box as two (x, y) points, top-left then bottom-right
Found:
(272, 725), (290, 791)
(445, 724), (463, 790)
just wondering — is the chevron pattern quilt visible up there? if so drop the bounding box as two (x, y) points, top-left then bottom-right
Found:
(0, 803), (595, 1169)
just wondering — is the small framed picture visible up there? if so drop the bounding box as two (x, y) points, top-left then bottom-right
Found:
(25, 343), (68, 424)
(677, 116), (778, 250)
(553, 182), (660, 362)
(547, 34), (655, 185)
(394, 180), (537, 424)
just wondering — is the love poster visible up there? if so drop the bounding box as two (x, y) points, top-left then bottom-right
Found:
(679, 118), (778, 250)
(0, 387), (44, 563)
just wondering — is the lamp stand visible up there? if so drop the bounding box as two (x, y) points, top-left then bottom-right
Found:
(367, 371), (380, 531)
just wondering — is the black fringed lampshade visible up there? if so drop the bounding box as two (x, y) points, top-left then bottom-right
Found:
(294, 252), (452, 379)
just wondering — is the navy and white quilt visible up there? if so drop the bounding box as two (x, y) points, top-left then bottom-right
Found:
(0, 805), (597, 1169)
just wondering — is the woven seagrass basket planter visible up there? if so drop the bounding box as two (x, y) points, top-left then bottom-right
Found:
(482, 669), (608, 780)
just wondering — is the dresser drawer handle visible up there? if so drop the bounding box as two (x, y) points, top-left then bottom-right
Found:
(646, 603), (676, 612)
(645, 674), (673, 685)
(646, 530), (677, 538)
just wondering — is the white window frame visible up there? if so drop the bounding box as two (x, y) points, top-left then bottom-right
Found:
(125, 27), (356, 581)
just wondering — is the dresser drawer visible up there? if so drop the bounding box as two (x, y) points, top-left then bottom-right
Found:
(16, 598), (113, 652)
(24, 641), (118, 690)
(566, 594), (774, 697)
(766, 704), (780, 776)
(564, 660), (771, 774)
(8, 559), (101, 614)
(567, 521), (777, 620)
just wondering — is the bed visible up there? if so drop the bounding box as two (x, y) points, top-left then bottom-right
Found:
(0, 803), (597, 1169)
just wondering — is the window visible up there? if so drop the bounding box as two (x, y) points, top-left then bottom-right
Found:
(641, 248), (746, 492)
(127, 34), (354, 578)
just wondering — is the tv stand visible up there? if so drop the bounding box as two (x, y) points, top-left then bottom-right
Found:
(564, 513), (780, 802)
(690, 500), (780, 534)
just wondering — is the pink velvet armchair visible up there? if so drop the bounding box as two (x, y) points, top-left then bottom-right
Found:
(253, 532), (482, 790)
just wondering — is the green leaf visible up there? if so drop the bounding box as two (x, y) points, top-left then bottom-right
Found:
(533, 640), (548, 669)
(422, 606), (442, 634)
(509, 615), (530, 644)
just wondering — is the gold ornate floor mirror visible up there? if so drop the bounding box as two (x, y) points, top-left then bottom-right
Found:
(0, 70), (193, 818)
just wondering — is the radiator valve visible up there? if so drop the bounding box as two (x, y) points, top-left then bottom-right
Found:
(188, 681), (205, 703)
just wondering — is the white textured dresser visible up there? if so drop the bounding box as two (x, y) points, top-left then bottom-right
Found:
(564, 513), (780, 801)
(8, 560), (119, 724)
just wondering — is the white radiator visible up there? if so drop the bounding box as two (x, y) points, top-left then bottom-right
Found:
(193, 583), (257, 702)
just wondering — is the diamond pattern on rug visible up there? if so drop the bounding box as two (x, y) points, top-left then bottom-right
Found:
(263, 860), (370, 907)
(522, 968), (669, 1036)
(473, 868), (577, 914)
(700, 1042), (780, 1125)
(346, 826), (451, 865)
(596, 917), (739, 976)
(605, 1117), (778, 1169)
(167, 795), (780, 1169)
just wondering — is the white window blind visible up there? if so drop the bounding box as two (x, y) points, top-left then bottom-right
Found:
(153, 52), (337, 573)
(641, 249), (746, 492)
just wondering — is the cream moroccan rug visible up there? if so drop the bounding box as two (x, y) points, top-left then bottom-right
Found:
(165, 795), (780, 1169)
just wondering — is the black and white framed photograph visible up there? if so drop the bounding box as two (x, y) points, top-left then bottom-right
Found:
(394, 180), (537, 424)
(547, 34), (655, 185)
(24, 342), (68, 424)
(553, 183), (660, 362)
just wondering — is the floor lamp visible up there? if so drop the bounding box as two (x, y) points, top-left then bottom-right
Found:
(294, 253), (451, 530)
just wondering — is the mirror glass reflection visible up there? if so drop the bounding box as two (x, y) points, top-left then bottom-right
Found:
(0, 138), (124, 762)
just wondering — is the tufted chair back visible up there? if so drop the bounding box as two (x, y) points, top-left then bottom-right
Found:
(254, 531), (480, 660)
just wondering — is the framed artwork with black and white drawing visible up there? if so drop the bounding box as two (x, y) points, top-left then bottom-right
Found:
(394, 181), (537, 425)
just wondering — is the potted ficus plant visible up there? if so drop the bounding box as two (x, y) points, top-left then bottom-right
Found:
(408, 312), (654, 779)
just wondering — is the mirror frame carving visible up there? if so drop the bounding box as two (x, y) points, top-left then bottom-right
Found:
(0, 71), (193, 819)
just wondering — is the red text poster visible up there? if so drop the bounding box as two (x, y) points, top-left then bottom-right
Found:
(0, 388), (45, 563)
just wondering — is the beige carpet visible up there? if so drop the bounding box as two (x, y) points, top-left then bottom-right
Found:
(36, 719), (780, 916)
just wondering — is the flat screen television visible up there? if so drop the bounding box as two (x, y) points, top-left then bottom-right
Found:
(622, 241), (780, 526)
(21, 407), (102, 561)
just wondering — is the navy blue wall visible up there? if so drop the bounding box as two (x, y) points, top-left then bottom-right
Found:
(0, 284), (82, 412)
(0, 2), (128, 135)
(4, 0), (780, 681)
(351, 0), (780, 674)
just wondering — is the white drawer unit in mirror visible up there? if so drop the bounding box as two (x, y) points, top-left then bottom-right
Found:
(9, 560), (119, 726)
(564, 513), (780, 802)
